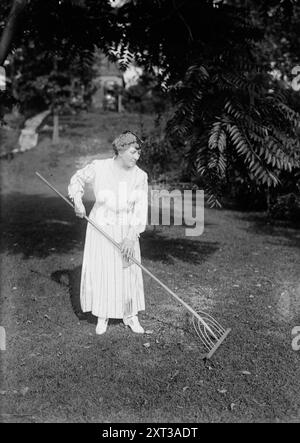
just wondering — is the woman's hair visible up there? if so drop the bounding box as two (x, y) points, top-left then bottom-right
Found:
(112, 130), (143, 155)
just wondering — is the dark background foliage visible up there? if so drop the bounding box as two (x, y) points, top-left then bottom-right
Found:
(1, 0), (299, 217)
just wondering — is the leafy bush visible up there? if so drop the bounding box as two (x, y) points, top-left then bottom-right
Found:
(139, 135), (173, 180)
(123, 72), (169, 116)
(269, 193), (300, 222)
(167, 61), (300, 207)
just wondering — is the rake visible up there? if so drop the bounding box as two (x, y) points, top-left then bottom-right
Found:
(36, 172), (231, 359)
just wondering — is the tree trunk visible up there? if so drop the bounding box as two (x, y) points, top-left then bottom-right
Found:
(52, 113), (59, 145)
(51, 53), (60, 145)
(117, 93), (123, 112)
(9, 53), (19, 100)
(0, 0), (28, 67)
(139, 109), (144, 138)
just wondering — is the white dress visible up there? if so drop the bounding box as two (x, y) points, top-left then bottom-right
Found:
(68, 157), (148, 319)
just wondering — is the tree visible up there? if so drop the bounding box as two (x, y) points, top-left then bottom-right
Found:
(0, 0), (28, 67)
(109, 0), (300, 206)
(0, 0), (110, 134)
(167, 60), (299, 206)
(10, 41), (94, 142)
(0, 0), (299, 204)
(0, 0), (113, 124)
(123, 71), (168, 117)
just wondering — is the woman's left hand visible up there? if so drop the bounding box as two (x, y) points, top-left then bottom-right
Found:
(120, 237), (135, 261)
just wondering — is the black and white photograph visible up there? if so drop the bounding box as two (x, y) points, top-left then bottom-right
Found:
(0, 0), (299, 425)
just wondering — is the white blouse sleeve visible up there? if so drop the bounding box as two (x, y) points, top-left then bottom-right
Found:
(127, 171), (148, 240)
(68, 160), (97, 202)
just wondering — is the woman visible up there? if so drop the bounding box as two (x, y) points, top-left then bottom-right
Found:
(68, 131), (148, 335)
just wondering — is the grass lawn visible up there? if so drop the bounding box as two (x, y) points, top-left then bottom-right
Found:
(0, 111), (299, 423)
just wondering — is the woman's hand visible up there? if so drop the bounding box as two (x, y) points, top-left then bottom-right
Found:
(74, 201), (86, 218)
(120, 237), (135, 261)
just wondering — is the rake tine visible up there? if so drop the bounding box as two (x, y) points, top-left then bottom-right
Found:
(202, 317), (224, 336)
(202, 323), (215, 347)
(193, 317), (215, 350)
(192, 315), (210, 343)
(197, 310), (226, 334)
(193, 317), (231, 359)
(205, 328), (231, 359)
(193, 319), (211, 351)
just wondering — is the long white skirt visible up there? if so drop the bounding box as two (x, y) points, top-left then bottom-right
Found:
(80, 214), (145, 319)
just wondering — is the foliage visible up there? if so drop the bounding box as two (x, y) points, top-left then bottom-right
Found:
(107, 0), (300, 206)
(9, 45), (94, 115)
(0, 0), (114, 56)
(269, 192), (300, 223)
(139, 134), (172, 180)
(123, 71), (169, 116)
(1, 0), (300, 204)
(250, 0), (300, 76)
(167, 58), (300, 206)
(0, 88), (16, 123)
(0, 0), (115, 122)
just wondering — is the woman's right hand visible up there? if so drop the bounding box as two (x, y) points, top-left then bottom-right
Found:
(74, 201), (86, 218)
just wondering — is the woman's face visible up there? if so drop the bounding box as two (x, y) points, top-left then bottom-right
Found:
(118, 143), (141, 168)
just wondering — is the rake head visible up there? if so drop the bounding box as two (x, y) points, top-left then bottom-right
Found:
(191, 309), (231, 359)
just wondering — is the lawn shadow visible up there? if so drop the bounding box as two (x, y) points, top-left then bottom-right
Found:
(51, 266), (96, 325)
(140, 229), (219, 264)
(236, 212), (300, 249)
(51, 266), (126, 328)
(1, 192), (220, 262)
(0, 192), (94, 259)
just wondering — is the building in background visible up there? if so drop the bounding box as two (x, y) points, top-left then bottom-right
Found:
(92, 52), (124, 112)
